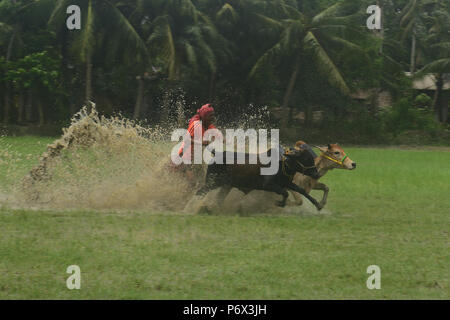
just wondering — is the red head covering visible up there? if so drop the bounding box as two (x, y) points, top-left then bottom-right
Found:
(188, 103), (214, 126)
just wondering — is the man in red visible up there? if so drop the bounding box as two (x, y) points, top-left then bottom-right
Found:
(175, 103), (219, 185)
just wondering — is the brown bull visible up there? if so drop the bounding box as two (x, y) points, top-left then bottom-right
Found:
(291, 142), (356, 208)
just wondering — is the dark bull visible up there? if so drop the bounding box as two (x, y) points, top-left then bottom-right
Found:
(196, 146), (323, 210)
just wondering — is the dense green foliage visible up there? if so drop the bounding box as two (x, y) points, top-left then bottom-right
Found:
(0, 0), (449, 140)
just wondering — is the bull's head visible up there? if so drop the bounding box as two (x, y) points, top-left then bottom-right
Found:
(315, 144), (356, 170)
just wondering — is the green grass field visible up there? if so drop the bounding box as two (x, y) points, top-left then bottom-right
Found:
(0, 136), (449, 299)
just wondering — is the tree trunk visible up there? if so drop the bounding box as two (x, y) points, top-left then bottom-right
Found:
(3, 94), (10, 126)
(161, 91), (170, 124)
(133, 76), (144, 120)
(139, 93), (152, 120)
(3, 27), (18, 125)
(70, 101), (77, 116)
(410, 28), (416, 74)
(61, 29), (77, 116)
(0, 90), (2, 123)
(25, 89), (33, 122)
(377, 0), (384, 54)
(442, 97), (448, 123)
(370, 89), (380, 116)
(17, 90), (24, 123)
(281, 55), (301, 127)
(85, 53), (93, 102)
(37, 99), (45, 127)
(432, 74), (443, 122)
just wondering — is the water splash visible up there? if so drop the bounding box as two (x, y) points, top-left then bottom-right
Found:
(1, 97), (277, 213)
(14, 102), (192, 211)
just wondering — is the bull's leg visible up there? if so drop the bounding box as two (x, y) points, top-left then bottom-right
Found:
(277, 190), (289, 207)
(196, 164), (228, 196)
(262, 180), (289, 207)
(313, 182), (329, 208)
(286, 181), (322, 211)
(196, 166), (215, 196)
(261, 176), (288, 206)
(196, 185), (210, 196)
(292, 190), (303, 205)
(218, 185), (232, 205)
(196, 174), (219, 196)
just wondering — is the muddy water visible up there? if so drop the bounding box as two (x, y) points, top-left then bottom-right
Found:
(1, 101), (277, 213)
(2, 103), (192, 211)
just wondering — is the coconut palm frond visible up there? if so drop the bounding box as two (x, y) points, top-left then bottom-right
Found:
(253, 13), (283, 30)
(48, 0), (72, 31)
(401, 18), (415, 43)
(313, 13), (361, 28)
(326, 36), (366, 55)
(430, 42), (450, 53)
(0, 22), (12, 34)
(414, 59), (450, 78)
(216, 3), (238, 22)
(196, 37), (216, 74)
(197, 12), (219, 40)
(400, 0), (418, 27)
(399, 0), (414, 21)
(177, 0), (198, 23)
(281, 21), (304, 54)
(319, 24), (367, 38)
(312, 1), (345, 25)
(252, 0), (286, 19)
(184, 42), (198, 72)
(186, 24), (216, 74)
(303, 31), (350, 95)
(104, 0), (149, 63)
(148, 15), (176, 78)
(383, 38), (406, 52)
(198, 11), (214, 28)
(380, 75), (402, 92)
(324, 35), (370, 64)
(280, 3), (304, 21)
(249, 36), (285, 79)
(381, 52), (405, 70)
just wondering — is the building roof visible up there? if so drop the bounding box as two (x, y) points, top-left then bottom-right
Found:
(405, 72), (450, 90)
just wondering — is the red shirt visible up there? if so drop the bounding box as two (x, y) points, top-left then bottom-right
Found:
(178, 120), (217, 162)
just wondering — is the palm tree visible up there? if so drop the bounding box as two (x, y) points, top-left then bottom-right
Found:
(194, 0), (259, 102)
(48, 0), (148, 103)
(140, 0), (222, 82)
(249, 0), (366, 124)
(0, 22), (17, 125)
(399, 0), (439, 74)
(0, 0), (24, 124)
(414, 3), (450, 122)
(125, 0), (233, 119)
(0, 0), (51, 124)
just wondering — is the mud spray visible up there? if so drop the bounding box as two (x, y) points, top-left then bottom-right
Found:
(0, 99), (279, 213)
(1, 102), (194, 211)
